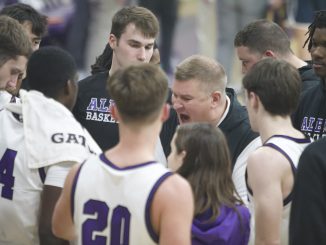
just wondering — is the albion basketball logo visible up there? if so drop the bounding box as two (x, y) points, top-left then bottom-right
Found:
(301, 116), (326, 140)
(85, 98), (117, 123)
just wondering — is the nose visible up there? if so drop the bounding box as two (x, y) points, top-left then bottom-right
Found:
(172, 97), (184, 111)
(137, 47), (146, 62)
(311, 45), (323, 60)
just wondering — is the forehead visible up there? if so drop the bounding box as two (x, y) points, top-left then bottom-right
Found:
(172, 79), (204, 94)
(21, 21), (40, 39)
(120, 23), (155, 45)
(237, 46), (261, 57)
(312, 27), (326, 41)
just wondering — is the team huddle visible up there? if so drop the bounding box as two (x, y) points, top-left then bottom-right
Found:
(0, 3), (326, 245)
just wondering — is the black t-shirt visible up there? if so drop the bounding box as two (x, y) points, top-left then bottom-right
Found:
(73, 71), (178, 155)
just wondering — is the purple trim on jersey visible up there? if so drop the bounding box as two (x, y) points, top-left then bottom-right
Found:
(265, 134), (311, 144)
(70, 163), (85, 223)
(145, 172), (173, 243)
(38, 168), (46, 183)
(263, 142), (296, 206)
(99, 153), (157, 170)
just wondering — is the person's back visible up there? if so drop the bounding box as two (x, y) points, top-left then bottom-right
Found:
(168, 123), (250, 245)
(52, 64), (194, 245)
(0, 47), (100, 245)
(289, 137), (326, 245)
(242, 58), (312, 244)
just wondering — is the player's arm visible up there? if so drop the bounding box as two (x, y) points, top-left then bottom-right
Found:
(51, 163), (81, 241)
(39, 161), (78, 245)
(247, 149), (283, 245)
(151, 174), (194, 245)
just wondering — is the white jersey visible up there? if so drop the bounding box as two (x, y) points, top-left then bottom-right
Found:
(0, 90), (101, 245)
(72, 153), (172, 245)
(247, 135), (311, 245)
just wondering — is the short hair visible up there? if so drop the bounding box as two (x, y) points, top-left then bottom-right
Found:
(175, 123), (243, 220)
(107, 63), (168, 124)
(242, 58), (301, 116)
(0, 15), (32, 66)
(0, 3), (47, 37)
(110, 6), (159, 39)
(234, 19), (291, 55)
(174, 55), (227, 93)
(27, 46), (77, 98)
(304, 10), (326, 51)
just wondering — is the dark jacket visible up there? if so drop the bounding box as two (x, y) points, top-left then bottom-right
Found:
(292, 79), (326, 140)
(289, 137), (326, 245)
(73, 71), (177, 155)
(298, 62), (320, 92)
(220, 88), (259, 168)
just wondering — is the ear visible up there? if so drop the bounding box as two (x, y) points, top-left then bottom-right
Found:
(248, 91), (260, 111)
(64, 79), (75, 95)
(161, 104), (170, 122)
(108, 34), (117, 49)
(264, 50), (276, 58)
(180, 150), (186, 161)
(211, 91), (222, 108)
(111, 104), (120, 121)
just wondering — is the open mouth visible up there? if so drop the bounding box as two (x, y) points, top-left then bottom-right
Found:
(178, 113), (190, 124)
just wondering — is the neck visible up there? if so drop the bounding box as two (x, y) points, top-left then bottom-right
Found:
(283, 53), (307, 69)
(105, 120), (161, 167)
(258, 114), (303, 143)
(213, 94), (228, 126)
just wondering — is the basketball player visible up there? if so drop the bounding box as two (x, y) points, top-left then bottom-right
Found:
(52, 64), (194, 245)
(0, 47), (100, 245)
(243, 58), (312, 244)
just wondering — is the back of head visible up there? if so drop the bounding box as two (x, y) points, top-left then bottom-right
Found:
(0, 15), (32, 66)
(0, 3), (47, 37)
(107, 63), (168, 124)
(27, 46), (77, 98)
(243, 58), (301, 116)
(234, 19), (291, 55)
(175, 123), (240, 218)
(110, 6), (159, 39)
(175, 55), (227, 93)
(305, 10), (326, 51)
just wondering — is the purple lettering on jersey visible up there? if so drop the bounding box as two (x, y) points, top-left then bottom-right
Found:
(98, 98), (109, 113)
(81, 199), (131, 245)
(82, 199), (109, 244)
(111, 205), (130, 245)
(87, 98), (99, 111)
(315, 118), (324, 133)
(301, 117), (315, 132)
(0, 149), (17, 200)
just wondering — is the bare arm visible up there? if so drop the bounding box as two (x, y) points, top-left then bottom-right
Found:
(151, 174), (194, 245)
(52, 164), (80, 241)
(247, 149), (284, 245)
(39, 185), (69, 245)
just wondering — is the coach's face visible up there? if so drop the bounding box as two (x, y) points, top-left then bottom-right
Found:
(310, 28), (326, 79)
(172, 79), (213, 124)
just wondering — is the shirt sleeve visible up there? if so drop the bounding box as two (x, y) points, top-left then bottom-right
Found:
(44, 161), (77, 187)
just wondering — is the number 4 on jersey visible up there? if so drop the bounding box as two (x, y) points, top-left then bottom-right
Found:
(0, 149), (17, 200)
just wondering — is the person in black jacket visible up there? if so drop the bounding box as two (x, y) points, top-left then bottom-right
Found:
(289, 137), (326, 245)
(292, 10), (326, 140)
(171, 55), (260, 204)
(73, 6), (177, 162)
(234, 19), (320, 92)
